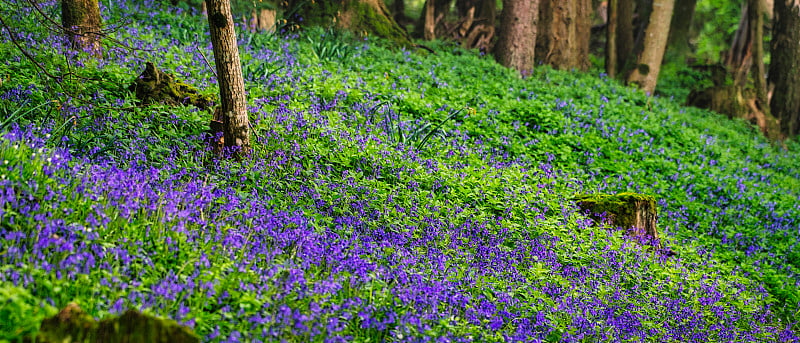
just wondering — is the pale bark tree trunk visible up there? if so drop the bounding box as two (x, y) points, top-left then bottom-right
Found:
(61, 0), (103, 57)
(494, 0), (539, 75)
(627, 0), (674, 94)
(665, 0), (696, 60)
(769, 0), (800, 137)
(206, 0), (251, 155)
(424, 0), (436, 40)
(606, 0), (618, 77)
(535, 0), (592, 70)
(617, 0), (634, 75)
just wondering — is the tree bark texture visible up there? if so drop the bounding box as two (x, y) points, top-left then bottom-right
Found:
(292, 0), (412, 46)
(206, 0), (251, 155)
(665, 0), (696, 60)
(769, 0), (800, 137)
(494, 0), (539, 75)
(627, 0), (674, 94)
(750, 0), (767, 109)
(606, 0), (618, 77)
(61, 0), (103, 57)
(416, 0), (453, 39)
(535, 0), (592, 71)
(617, 0), (635, 75)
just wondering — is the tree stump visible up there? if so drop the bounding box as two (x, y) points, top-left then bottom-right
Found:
(36, 303), (198, 343)
(128, 62), (213, 110)
(573, 193), (659, 243)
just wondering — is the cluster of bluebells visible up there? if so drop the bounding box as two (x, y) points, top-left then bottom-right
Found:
(1, 0), (799, 342)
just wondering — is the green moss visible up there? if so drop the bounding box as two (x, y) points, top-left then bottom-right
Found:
(128, 62), (213, 110)
(290, 0), (412, 47)
(36, 304), (199, 343)
(346, 0), (412, 47)
(572, 192), (657, 230)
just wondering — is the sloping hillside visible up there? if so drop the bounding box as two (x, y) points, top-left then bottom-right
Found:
(0, 1), (798, 341)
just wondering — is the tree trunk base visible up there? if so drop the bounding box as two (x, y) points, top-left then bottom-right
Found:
(573, 193), (659, 244)
(289, 0), (412, 47)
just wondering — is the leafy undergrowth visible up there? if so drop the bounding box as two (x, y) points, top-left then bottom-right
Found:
(1, 1), (799, 342)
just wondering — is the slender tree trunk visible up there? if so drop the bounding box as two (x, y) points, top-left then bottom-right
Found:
(392, 0), (407, 23)
(750, 0), (767, 109)
(606, 0), (618, 77)
(494, 0), (539, 75)
(61, 0), (103, 57)
(536, 0), (592, 70)
(617, 0), (634, 74)
(416, 0), (453, 39)
(423, 0), (436, 39)
(769, 0), (800, 137)
(627, 0), (674, 94)
(665, 0), (696, 60)
(206, 0), (251, 155)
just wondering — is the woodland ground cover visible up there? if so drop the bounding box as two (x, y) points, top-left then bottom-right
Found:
(0, 0), (799, 342)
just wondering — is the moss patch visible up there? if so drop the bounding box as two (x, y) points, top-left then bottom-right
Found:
(290, 0), (412, 47)
(572, 192), (657, 233)
(36, 303), (198, 343)
(128, 62), (213, 110)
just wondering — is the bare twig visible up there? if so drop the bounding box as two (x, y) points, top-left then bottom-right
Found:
(195, 45), (218, 78)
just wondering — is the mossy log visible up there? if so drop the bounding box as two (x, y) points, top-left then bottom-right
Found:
(35, 303), (198, 343)
(573, 193), (659, 243)
(288, 0), (412, 47)
(129, 62), (213, 110)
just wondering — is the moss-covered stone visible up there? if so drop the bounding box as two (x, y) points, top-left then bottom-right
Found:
(289, 0), (412, 47)
(36, 303), (198, 343)
(572, 192), (659, 243)
(129, 62), (213, 110)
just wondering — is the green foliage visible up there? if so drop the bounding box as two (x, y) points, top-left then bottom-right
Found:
(0, 283), (57, 341)
(306, 27), (355, 62)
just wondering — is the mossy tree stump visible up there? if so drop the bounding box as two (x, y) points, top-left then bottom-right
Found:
(573, 193), (659, 243)
(287, 0), (412, 47)
(129, 62), (213, 110)
(36, 303), (198, 343)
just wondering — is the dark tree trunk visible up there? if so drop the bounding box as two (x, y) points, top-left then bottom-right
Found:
(494, 0), (539, 75)
(617, 0), (634, 75)
(61, 0), (103, 57)
(665, 0), (696, 60)
(392, 0), (407, 24)
(606, 0), (618, 77)
(750, 0), (767, 110)
(627, 0), (674, 94)
(769, 0), (800, 137)
(536, 0), (592, 70)
(206, 0), (251, 156)
(632, 0), (652, 58)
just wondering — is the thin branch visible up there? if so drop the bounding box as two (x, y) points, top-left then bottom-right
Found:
(195, 45), (218, 78)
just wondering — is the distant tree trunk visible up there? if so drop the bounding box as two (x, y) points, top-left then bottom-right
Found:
(416, 0), (453, 39)
(633, 0), (652, 54)
(606, 0), (618, 77)
(536, 0), (592, 70)
(769, 0), (800, 137)
(206, 0), (251, 156)
(617, 0), (634, 75)
(627, 0), (674, 94)
(392, 0), (407, 23)
(457, 0), (496, 26)
(665, 0), (696, 60)
(423, 0), (436, 39)
(494, 0), (539, 75)
(61, 0), (103, 57)
(290, 0), (412, 46)
(748, 0), (767, 107)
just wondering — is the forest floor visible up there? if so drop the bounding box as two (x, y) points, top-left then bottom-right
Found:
(0, 1), (799, 342)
